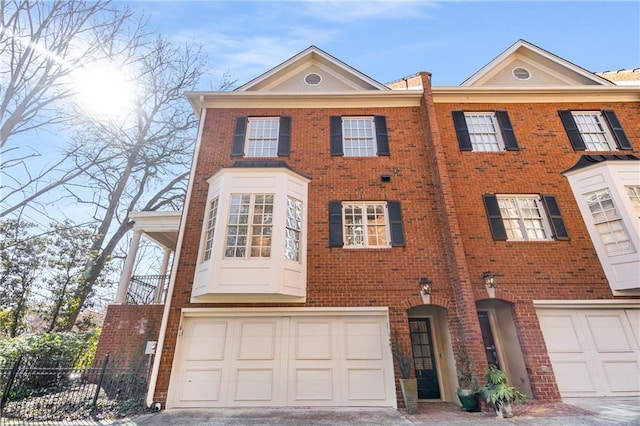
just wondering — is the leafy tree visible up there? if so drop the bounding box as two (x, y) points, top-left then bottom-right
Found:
(40, 220), (111, 332)
(0, 219), (47, 337)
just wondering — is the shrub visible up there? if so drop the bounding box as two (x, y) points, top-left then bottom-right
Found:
(0, 330), (99, 368)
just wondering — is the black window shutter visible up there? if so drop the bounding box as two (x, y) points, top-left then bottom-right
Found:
(231, 116), (248, 157)
(483, 194), (507, 241)
(328, 201), (343, 247)
(330, 116), (344, 156)
(387, 201), (405, 247)
(496, 111), (519, 151)
(452, 111), (473, 151)
(541, 195), (569, 241)
(558, 110), (586, 151)
(602, 110), (632, 150)
(374, 116), (390, 156)
(277, 116), (291, 156)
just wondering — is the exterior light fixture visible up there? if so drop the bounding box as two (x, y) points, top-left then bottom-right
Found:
(419, 277), (432, 295)
(482, 271), (497, 298)
(419, 277), (432, 304)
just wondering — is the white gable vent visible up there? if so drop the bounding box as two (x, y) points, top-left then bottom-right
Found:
(304, 73), (322, 86)
(512, 67), (531, 80)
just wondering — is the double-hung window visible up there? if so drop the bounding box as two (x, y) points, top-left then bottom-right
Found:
(285, 196), (303, 261)
(497, 196), (551, 241)
(328, 200), (405, 248)
(225, 194), (274, 258)
(343, 202), (389, 247)
(202, 197), (219, 261)
(452, 111), (519, 152)
(626, 186), (640, 218)
(584, 189), (634, 255)
(246, 118), (279, 157)
(558, 110), (632, 151)
(231, 116), (291, 157)
(483, 194), (568, 241)
(330, 115), (389, 157)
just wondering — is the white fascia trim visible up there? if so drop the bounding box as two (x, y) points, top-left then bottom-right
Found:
(145, 108), (207, 408)
(463, 40), (612, 87)
(533, 299), (640, 309)
(432, 86), (640, 103)
(185, 91), (423, 112)
(180, 306), (390, 317)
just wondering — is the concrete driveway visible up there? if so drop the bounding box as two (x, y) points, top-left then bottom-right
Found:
(21, 397), (638, 425)
(125, 397), (640, 425)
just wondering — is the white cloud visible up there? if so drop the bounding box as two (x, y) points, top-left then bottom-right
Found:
(170, 23), (337, 88)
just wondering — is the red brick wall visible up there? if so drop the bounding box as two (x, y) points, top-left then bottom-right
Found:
(153, 102), (468, 406)
(95, 304), (164, 372)
(433, 100), (640, 401)
(151, 91), (639, 406)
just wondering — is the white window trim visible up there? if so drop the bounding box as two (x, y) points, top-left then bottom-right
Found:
(202, 197), (219, 262)
(583, 188), (635, 256)
(342, 116), (377, 157)
(284, 196), (302, 262)
(570, 111), (617, 151)
(625, 185), (640, 218)
(245, 117), (280, 158)
(464, 112), (505, 152)
(497, 195), (553, 241)
(224, 193), (274, 259)
(342, 201), (391, 248)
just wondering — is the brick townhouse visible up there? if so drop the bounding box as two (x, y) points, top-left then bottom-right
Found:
(95, 39), (640, 409)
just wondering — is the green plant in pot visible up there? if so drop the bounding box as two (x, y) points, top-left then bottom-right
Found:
(455, 344), (481, 412)
(392, 337), (418, 415)
(478, 364), (527, 418)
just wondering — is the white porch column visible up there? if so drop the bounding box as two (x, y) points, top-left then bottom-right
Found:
(154, 248), (172, 304)
(115, 229), (143, 304)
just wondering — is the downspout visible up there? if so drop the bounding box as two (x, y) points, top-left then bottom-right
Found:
(145, 106), (208, 408)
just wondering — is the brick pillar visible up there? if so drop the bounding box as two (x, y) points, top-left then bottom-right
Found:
(418, 72), (488, 385)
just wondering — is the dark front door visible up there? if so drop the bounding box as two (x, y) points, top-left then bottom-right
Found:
(409, 318), (441, 399)
(477, 311), (500, 367)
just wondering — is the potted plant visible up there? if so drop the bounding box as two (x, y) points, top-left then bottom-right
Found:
(455, 344), (481, 412)
(478, 364), (527, 418)
(391, 337), (418, 414)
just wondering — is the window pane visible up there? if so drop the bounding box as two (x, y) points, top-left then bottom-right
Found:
(343, 118), (376, 157)
(246, 118), (279, 157)
(225, 194), (274, 258)
(572, 112), (616, 151)
(626, 186), (640, 218)
(343, 202), (389, 247)
(584, 189), (634, 255)
(465, 113), (502, 152)
(285, 197), (302, 261)
(498, 196), (549, 241)
(203, 197), (219, 261)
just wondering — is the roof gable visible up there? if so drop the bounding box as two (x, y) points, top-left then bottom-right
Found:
(235, 46), (389, 92)
(462, 39), (614, 87)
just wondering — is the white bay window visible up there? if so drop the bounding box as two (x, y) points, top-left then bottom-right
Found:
(193, 165), (309, 302)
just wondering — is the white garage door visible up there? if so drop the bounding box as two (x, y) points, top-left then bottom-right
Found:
(166, 310), (396, 408)
(537, 307), (640, 397)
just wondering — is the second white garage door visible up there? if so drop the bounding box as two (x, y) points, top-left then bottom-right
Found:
(537, 306), (640, 398)
(167, 309), (396, 408)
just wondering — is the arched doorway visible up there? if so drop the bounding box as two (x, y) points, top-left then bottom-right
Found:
(476, 298), (533, 399)
(407, 304), (457, 402)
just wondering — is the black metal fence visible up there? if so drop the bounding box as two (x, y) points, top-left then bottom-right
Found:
(0, 353), (148, 423)
(127, 274), (169, 305)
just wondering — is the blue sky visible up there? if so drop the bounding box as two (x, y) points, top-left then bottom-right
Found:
(126, 0), (640, 88)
